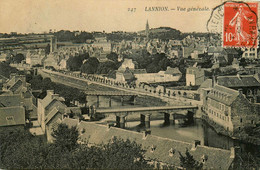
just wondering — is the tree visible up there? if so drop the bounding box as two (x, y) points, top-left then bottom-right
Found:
(12, 53), (25, 63)
(52, 123), (79, 151)
(67, 56), (83, 71)
(179, 149), (203, 170)
(80, 57), (99, 74)
(96, 61), (117, 74)
(100, 137), (151, 169)
(106, 52), (118, 62)
(239, 58), (247, 68)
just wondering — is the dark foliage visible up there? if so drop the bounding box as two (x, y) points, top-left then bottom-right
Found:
(0, 125), (151, 169)
(179, 149), (203, 170)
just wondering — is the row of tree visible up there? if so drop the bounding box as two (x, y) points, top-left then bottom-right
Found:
(67, 52), (120, 75)
(27, 74), (86, 105)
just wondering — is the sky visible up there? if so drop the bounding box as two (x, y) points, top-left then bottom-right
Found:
(0, 0), (244, 34)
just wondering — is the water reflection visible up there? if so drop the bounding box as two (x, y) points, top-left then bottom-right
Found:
(125, 119), (259, 156)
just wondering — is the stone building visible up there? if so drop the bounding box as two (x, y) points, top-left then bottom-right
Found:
(186, 66), (210, 86)
(217, 74), (260, 103)
(203, 84), (258, 133)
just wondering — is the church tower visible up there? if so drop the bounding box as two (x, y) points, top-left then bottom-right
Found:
(145, 20), (149, 40)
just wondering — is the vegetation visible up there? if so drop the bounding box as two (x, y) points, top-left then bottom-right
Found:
(179, 149), (203, 170)
(0, 124), (151, 169)
(11, 53), (25, 63)
(0, 62), (18, 78)
(67, 53), (90, 71)
(27, 74), (86, 105)
(54, 30), (94, 43)
(80, 57), (99, 74)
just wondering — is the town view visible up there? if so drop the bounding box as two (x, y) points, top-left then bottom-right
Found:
(0, 1), (260, 169)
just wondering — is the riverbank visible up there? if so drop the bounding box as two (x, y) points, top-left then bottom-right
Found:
(201, 115), (260, 146)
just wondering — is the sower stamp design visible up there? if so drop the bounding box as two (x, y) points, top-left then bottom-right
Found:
(223, 2), (258, 48)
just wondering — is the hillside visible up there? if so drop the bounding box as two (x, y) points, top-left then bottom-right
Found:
(139, 27), (183, 40)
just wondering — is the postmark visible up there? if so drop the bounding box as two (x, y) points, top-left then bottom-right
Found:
(223, 2), (258, 48)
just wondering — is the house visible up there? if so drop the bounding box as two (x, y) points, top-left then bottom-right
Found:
(92, 37), (111, 52)
(186, 66), (210, 86)
(0, 106), (25, 132)
(26, 49), (45, 66)
(207, 46), (223, 56)
(221, 48), (239, 65)
(118, 58), (136, 71)
(2, 74), (28, 94)
(37, 90), (67, 140)
(61, 118), (237, 169)
(242, 48), (258, 59)
(37, 90), (82, 142)
(133, 67), (182, 84)
(217, 74), (260, 103)
(1, 73), (37, 120)
(204, 84), (258, 133)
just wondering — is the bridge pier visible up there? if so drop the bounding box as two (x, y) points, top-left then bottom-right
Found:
(121, 96), (124, 106)
(109, 96), (112, 107)
(97, 95), (100, 107)
(116, 115), (126, 129)
(164, 113), (175, 125)
(140, 114), (151, 129)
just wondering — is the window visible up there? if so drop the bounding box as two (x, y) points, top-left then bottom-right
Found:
(6, 116), (14, 121)
(240, 118), (243, 123)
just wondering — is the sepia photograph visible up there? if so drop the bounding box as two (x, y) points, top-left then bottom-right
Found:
(0, 0), (260, 169)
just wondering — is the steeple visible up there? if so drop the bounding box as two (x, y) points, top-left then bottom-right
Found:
(145, 20), (149, 39)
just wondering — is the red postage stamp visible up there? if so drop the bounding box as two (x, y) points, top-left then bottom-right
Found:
(223, 2), (258, 48)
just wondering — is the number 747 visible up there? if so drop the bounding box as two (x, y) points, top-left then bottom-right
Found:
(128, 8), (136, 12)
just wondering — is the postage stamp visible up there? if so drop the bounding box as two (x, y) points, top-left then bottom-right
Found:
(223, 2), (258, 48)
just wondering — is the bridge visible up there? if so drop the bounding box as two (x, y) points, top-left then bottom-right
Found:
(85, 91), (137, 107)
(91, 105), (199, 129)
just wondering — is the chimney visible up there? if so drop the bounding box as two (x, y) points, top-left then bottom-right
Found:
(192, 140), (201, 150)
(238, 89), (243, 95)
(46, 90), (54, 96)
(51, 94), (59, 100)
(230, 146), (240, 159)
(142, 129), (151, 139)
(237, 73), (241, 80)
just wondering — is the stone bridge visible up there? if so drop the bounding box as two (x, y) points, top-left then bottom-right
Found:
(91, 105), (198, 129)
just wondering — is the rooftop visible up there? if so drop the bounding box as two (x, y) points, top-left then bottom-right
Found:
(62, 118), (234, 169)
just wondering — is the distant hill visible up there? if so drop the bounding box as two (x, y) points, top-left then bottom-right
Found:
(139, 27), (183, 40)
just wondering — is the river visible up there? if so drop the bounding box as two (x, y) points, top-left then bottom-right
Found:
(86, 95), (260, 157)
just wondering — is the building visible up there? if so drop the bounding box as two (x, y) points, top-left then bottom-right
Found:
(37, 90), (82, 142)
(145, 20), (149, 40)
(204, 84), (258, 133)
(217, 74), (260, 103)
(186, 66), (210, 86)
(242, 48), (258, 59)
(118, 58), (136, 71)
(0, 106), (25, 132)
(37, 90), (67, 141)
(92, 37), (111, 53)
(26, 49), (45, 66)
(1, 73), (37, 120)
(61, 118), (237, 169)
